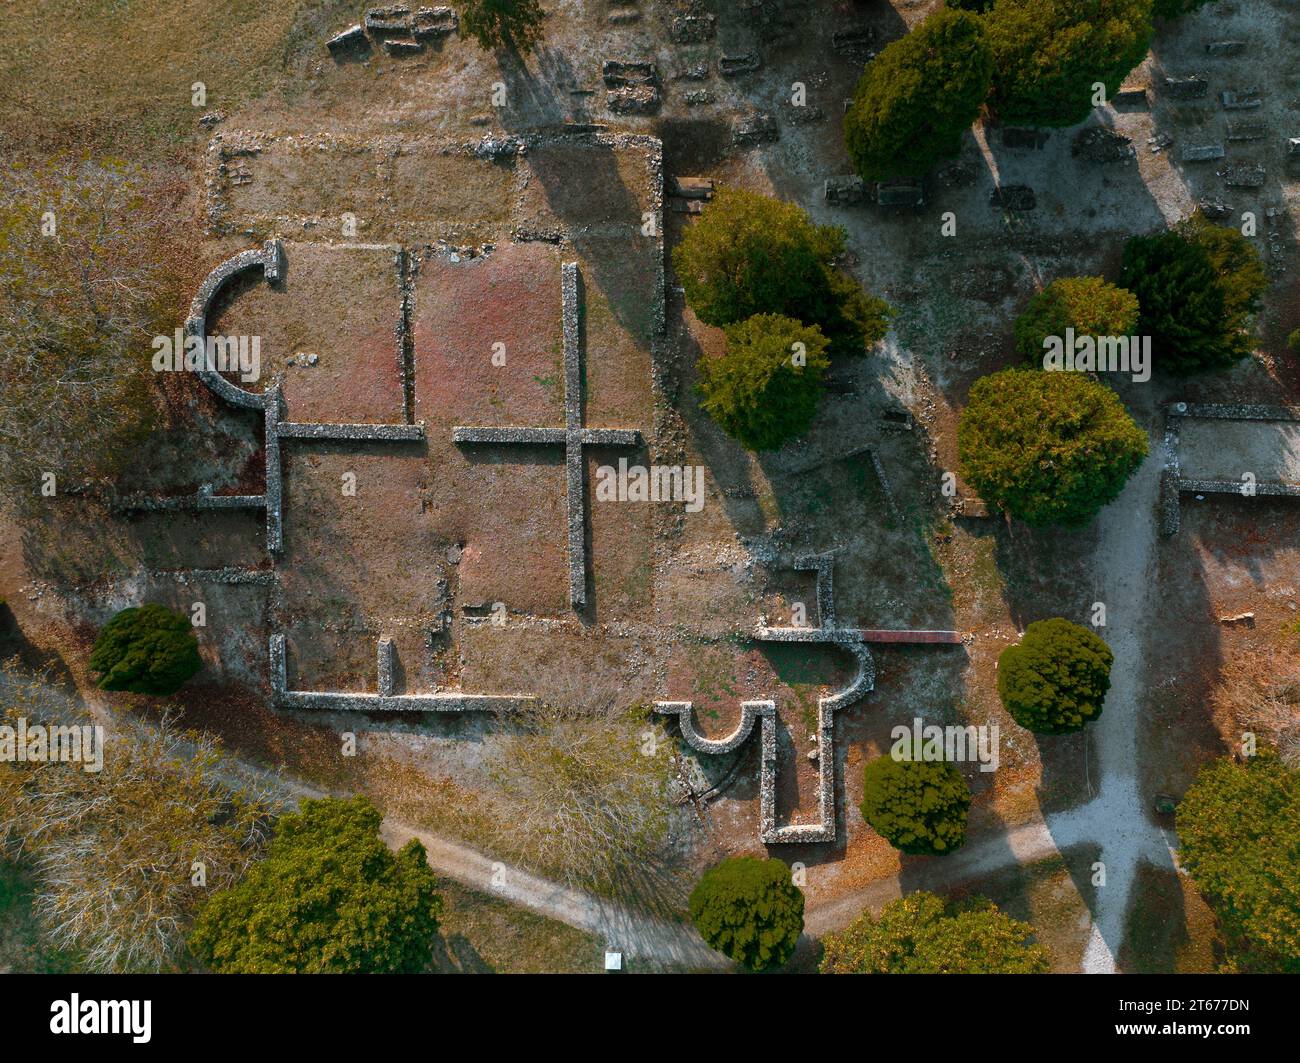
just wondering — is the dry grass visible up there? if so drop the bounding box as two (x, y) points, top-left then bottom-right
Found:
(0, 0), (349, 157)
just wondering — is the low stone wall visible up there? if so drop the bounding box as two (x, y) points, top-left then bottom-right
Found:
(1161, 401), (1300, 535)
(269, 634), (535, 713)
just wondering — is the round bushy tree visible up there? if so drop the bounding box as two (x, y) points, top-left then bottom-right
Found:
(844, 7), (993, 181)
(997, 618), (1113, 734)
(957, 368), (1148, 527)
(459, 0), (545, 53)
(672, 188), (890, 357)
(1177, 750), (1300, 973)
(985, 0), (1153, 127)
(860, 756), (971, 855)
(820, 891), (1051, 973)
(88, 603), (201, 695)
(1013, 276), (1140, 363)
(697, 314), (830, 451)
(1121, 216), (1266, 374)
(689, 856), (804, 971)
(189, 796), (442, 973)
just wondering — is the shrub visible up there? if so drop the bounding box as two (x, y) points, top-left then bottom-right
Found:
(697, 314), (830, 451)
(860, 755), (971, 855)
(1288, 328), (1300, 355)
(1120, 215), (1267, 373)
(689, 856), (804, 971)
(997, 618), (1113, 734)
(459, 0), (545, 52)
(189, 796), (442, 973)
(985, 0), (1153, 127)
(820, 891), (1051, 973)
(957, 368), (1148, 527)
(88, 603), (201, 696)
(1177, 750), (1300, 973)
(844, 8), (993, 180)
(672, 188), (890, 357)
(1013, 276), (1140, 364)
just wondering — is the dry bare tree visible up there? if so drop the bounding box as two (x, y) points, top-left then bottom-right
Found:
(0, 155), (175, 504)
(486, 673), (681, 906)
(0, 666), (280, 971)
(1213, 646), (1300, 767)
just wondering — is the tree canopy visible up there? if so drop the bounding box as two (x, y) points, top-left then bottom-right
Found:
(820, 891), (1051, 973)
(673, 187), (889, 357)
(89, 603), (201, 696)
(997, 618), (1114, 734)
(984, 0), (1153, 127)
(696, 314), (830, 451)
(1013, 276), (1140, 364)
(1120, 215), (1267, 373)
(957, 368), (1148, 527)
(844, 7), (993, 180)
(689, 856), (804, 971)
(860, 755), (972, 855)
(189, 796), (442, 973)
(1177, 750), (1300, 973)
(459, 0), (546, 52)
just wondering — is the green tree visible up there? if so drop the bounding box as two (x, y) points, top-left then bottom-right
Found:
(985, 0), (1153, 127)
(672, 187), (890, 357)
(189, 796), (442, 973)
(1121, 216), (1266, 373)
(1153, 0), (1215, 18)
(459, 0), (546, 53)
(997, 618), (1113, 734)
(89, 603), (201, 696)
(844, 7), (993, 180)
(689, 856), (804, 970)
(697, 314), (830, 451)
(1013, 276), (1140, 363)
(1177, 750), (1300, 973)
(820, 891), (1051, 973)
(957, 368), (1148, 527)
(860, 756), (971, 855)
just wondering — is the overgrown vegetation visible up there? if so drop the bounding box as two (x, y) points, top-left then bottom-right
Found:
(820, 891), (1050, 973)
(0, 669), (276, 972)
(957, 368), (1148, 527)
(0, 157), (175, 505)
(998, 618), (1113, 734)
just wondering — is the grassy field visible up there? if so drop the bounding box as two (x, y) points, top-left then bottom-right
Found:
(0, 0), (352, 157)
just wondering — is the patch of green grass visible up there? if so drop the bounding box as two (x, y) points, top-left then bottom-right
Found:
(429, 877), (605, 973)
(0, 860), (77, 973)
